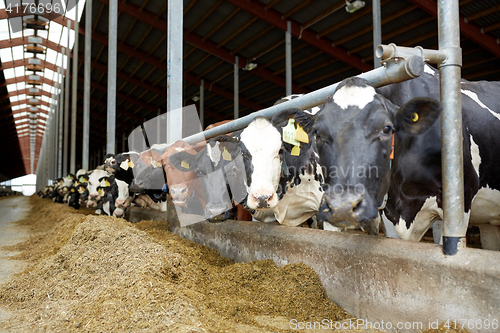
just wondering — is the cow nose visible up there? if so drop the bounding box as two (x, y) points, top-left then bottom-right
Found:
(171, 186), (188, 197)
(253, 193), (274, 209)
(90, 193), (98, 200)
(319, 192), (363, 229)
(205, 204), (230, 219)
(116, 199), (127, 208)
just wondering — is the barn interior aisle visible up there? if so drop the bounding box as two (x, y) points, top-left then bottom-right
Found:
(0, 195), (31, 323)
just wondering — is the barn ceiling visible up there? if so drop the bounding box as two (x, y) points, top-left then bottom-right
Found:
(0, 0), (499, 181)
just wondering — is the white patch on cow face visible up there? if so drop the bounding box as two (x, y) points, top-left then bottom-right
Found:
(240, 117), (282, 210)
(424, 64), (436, 76)
(394, 196), (442, 241)
(333, 85), (376, 110)
(206, 141), (221, 167)
(461, 89), (500, 121)
(87, 169), (110, 201)
(115, 179), (130, 208)
(470, 134), (481, 175)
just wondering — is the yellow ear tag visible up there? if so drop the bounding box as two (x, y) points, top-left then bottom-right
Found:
(120, 160), (129, 171)
(411, 112), (419, 122)
(282, 118), (300, 146)
(71, 188), (75, 192)
(128, 160), (135, 169)
(291, 145), (301, 156)
(98, 188), (104, 196)
(294, 124), (309, 143)
(105, 180), (110, 187)
(78, 187), (85, 194)
(181, 160), (190, 169)
(222, 147), (232, 161)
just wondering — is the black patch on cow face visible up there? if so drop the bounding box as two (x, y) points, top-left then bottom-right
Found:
(395, 98), (441, 135)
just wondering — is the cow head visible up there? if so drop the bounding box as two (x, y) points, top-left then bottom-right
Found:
(86, 169), (111, 207)
(114, 179), (130, 209)
(313, 77), (441, 234)
(240, 117), (282, 210)
(170, 136), (247, 221)
(162, 140), (198, 206)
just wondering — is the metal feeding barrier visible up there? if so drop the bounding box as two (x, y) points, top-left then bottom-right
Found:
(163, 0), (464, 256)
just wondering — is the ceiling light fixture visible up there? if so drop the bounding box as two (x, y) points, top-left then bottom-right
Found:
(243, 62), (257, 71)
(345, 0), (365, 13)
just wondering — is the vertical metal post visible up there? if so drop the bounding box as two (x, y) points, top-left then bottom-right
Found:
(372, 0), (382, 68)
(57, 52), (64, 178)
(234, 56), (239, 119)
(63, 21), (71, 176)
(122, 132), (126, 152)
(200, 79), (204, 129)
(285, 21), (292, 95)
(52, 94), (58, 177)
(143, 118), (147, 151)
(156, 109), (161, 145)
(83, 0), (92, 171)
(70, 0), (79, 174)
(438, 0), (464, 255)
(107, 0), (118, 155)
(167, 0), (183, 143)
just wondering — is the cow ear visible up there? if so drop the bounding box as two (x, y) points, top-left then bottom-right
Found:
(169, 151), (197, 172)
(272, 108), (314, 132)
(395, 97), (441, 135)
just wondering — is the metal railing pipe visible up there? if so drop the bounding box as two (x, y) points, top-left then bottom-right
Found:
(376, 43), (447, 65)
(177, 56), (425, 146)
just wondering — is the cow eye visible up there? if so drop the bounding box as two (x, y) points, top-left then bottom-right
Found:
(111, 160), (116, 165)
(382, 125), (393, 135)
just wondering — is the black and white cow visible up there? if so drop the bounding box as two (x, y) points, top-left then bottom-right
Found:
(86, 169), (112, 209)
(313, 76), (454, 236)
(169, 110), (324, 227)
(376, 64), (500, 249)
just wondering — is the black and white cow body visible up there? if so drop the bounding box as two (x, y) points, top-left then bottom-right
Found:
(270, 110), (325, 227)
(66, 186), (80, 209)
(169, 112), (324, 227)
(378, 64), (500, 249)
(104, 152), (139, 185)
(238, 114), (324, 226)
(313, 77), (448, 236)
(86, 169), (111, 209)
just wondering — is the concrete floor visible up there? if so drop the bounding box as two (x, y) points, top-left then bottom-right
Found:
(0, 195), (31, 322)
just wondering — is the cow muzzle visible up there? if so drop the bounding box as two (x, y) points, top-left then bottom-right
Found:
(115, 199), (128, 208)
(205, 203), (232, 220)
(247, 191), (277, 210)
(318, 191), (379, 235)
(169, 185), (189, 204)
(318, 192), (363, 229)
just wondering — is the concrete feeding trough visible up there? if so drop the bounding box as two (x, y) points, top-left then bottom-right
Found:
(129, 203), (500, 333)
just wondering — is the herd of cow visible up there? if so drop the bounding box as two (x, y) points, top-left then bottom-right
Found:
(38, 65), (500, 251)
